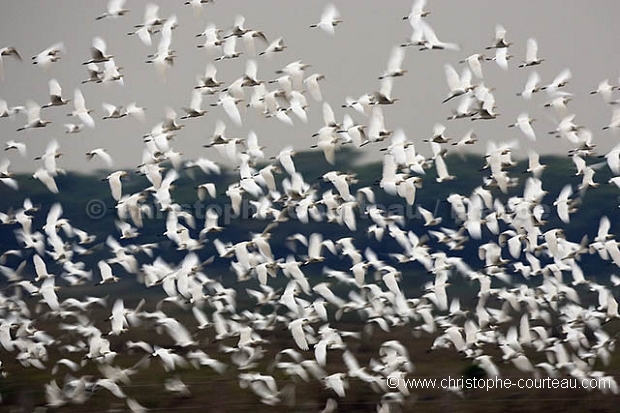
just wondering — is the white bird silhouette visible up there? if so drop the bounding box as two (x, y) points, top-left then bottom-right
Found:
(96, 0), (129, 20)
(403, 0), (429, 26)
(590, 79), (618, 104)
(69, 89), (95, 128)
(380, 46), (407, 79)
(40, 277), (60, 312)
(17, 100), (51, 131)
(442, 64), (472, 103)
(491, 47), (512, 70)
(86, 148), (114, 167)
(4, 140), (27, 157)
(181, 89), (208, 119)
(542, 68), (571, 94)
(310, 4), (342, 35)
(508, 112), (536, 141)
(83, 37), (113, 64)
(32, 168), (58, 193)
(304, 73), (326, 101)
(98, 260), (119, 284)
(519, 38), (544, 67)
(43, 79), (70, 108)
(32, 42), (64, 67)
(418, 20), (459, 51)
(214, 36), (241, 61)
(460, 54), (485, 79)
(435, 154), (455, 182)
(517, 71), (541, 100)
(105, 171), (128, 201)
(260, 37), (286, 57)
(212, 93), (243, 126)
(554, 184), (574, 224)
(603, 107), (620, 132)
(289, 318), (311, 351)
(486, 24), (512, 49)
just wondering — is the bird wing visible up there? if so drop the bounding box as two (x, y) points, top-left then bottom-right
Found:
(494, 24), (507, 44)
(49, 79), (62, 97)
(379, 76), (393, 99)
(74, 89), (88, 112)
(526, 38), (538, 62)
(322, 102), (336, 126)
(92, 37), (107, 57)
(555, 184), (572, 223)
(382, 272), (401, 295)
(291, 322), (309, 350)
(524, 71), (540, 94)
(517, 113), (536, 140)
(33, 254), (48, 278)
(109, 0), (126, 12)
(222, 36), (237, 56)
(305, 76), (323, 102)
(222, 95), (242, 126)
(321, 4), (338, 22)
(554, 68), (572, 86)
(444, 64), (460, 91)
(126, 102), (145, 122)
(40, 278), (59, 310)
(205, 62), (217, 79)
(98, 260), (113, 280)
(459, 67), (472, 88)
(35, 169), (58, 193)
(45, 202), (63, 232)
(446, 327), (465, 351)
(102, 103), (118, 117)
(308, 233), (323, 259)
(468, 55), (483, 79)
(494, 47), (509, 70)
(144, 3), (159, 23)
(386, 46), (405, 73)
(435, 154), (450, 180)
(96, 149), (114, 167)
(598, 216), (611, 241)
(245, 59), (258, 80)
(190, 90), (203, 112)
(606, 143), (620, 174)
(26, 100), (41, 123)
(108, 175), (122, 201)
(606, 241), (620, 268)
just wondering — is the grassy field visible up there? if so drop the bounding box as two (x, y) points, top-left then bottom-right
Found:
(1, 274), (619, 413)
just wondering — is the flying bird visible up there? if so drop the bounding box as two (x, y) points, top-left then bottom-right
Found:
(17, 101), (51, 131)
(310, 4), (343, 35)
(0, 46), (21, 81)
(508, 113), (536, 141)
(32, 43), (65, 67)
(69, 89), (95, 128)
(96, 0), (129, 20)
(485, 24), (512, 49)
(519, 38), (544, 67)
(86, 148), (114, 167)
(42, 79), (70, 108)
(83, 37), (113, 64)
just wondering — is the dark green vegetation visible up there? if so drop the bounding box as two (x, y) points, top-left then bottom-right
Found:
(0, 149), (619, 412)
(1, 149), (617, 279)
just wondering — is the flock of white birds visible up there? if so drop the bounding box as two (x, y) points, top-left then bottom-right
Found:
(1, 0), (620, 411)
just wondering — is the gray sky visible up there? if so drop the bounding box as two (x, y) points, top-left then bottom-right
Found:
(1, 0), (619, 173)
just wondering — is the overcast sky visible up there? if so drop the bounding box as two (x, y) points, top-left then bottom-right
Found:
(1, 0), (619, 173)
